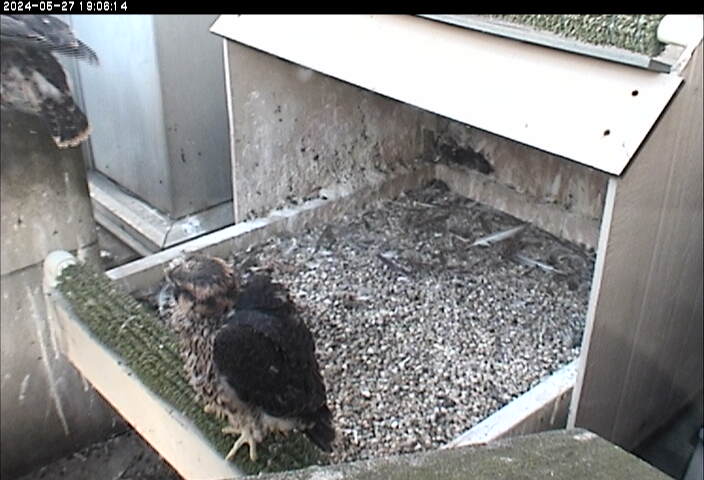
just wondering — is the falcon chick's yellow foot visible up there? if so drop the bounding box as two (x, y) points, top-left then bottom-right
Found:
(223, 425), (259, 462)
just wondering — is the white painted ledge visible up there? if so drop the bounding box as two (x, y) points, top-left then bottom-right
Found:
(46, 286), (242, 480)
(211, 14), (682, 176)
(445, 360), (578, 448)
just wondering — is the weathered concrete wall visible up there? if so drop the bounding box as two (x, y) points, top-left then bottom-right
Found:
(1, 112), (122, 479)
(429, 120), (608, 220)
(227, 42), (435, 222)
(426, 120), (609, 248)
(225, 42), (607, 248)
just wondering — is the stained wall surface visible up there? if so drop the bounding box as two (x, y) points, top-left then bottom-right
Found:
(1, 112), (123, 479)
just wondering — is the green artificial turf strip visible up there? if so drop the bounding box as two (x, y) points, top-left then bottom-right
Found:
(490, 15), (666, 57)
(57, 263), (327, 475)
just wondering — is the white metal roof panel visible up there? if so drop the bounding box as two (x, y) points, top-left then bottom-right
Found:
(211, 14), (684, 175)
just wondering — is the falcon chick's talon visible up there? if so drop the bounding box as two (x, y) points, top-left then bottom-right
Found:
(223, 426), (258, 462)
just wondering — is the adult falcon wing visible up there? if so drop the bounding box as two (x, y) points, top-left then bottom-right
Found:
(1, 43), (91, 148)
(1, 15), (98, 148)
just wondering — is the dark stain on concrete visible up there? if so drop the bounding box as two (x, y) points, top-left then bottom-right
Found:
(438, 138), (494, 175)
(423, 129), (494, 175)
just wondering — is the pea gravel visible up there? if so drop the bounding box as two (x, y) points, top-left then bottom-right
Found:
(227, 180), (595, 465)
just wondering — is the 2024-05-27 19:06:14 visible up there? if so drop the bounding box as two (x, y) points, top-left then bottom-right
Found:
(2, 0), (127, 11)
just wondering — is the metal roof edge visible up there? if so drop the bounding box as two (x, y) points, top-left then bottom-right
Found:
(210, 15), (684, 176)
(418, 14), (672, 73)
(418, 14), (704, 76)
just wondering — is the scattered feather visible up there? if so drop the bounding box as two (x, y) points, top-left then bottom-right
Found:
(471, 225), (527, 247)
(513, 253), (568, 275)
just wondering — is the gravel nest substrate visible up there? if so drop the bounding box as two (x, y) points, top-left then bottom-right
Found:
(228, 180), (595, 465)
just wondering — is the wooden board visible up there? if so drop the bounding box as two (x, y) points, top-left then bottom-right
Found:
(436, 164), (603, 248)
(210, 14), (682, 175)
(47, 291), (241, 480)
(569, 43), (703, 449)
(107, 167), (435, 292)
(445, 360), (577, 448)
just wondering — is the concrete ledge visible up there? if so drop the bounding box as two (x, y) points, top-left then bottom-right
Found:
(88, 171), (234, 255)
(260, 429), (669, 480)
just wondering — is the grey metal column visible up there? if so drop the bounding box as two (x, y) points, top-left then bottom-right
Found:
(68, 15), (233, 253)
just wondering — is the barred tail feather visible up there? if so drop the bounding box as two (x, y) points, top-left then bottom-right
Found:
(54, 39), (99, 65)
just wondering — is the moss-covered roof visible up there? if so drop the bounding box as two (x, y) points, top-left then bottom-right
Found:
(57, 263), (327, 476)
(489, 14), (666, 57)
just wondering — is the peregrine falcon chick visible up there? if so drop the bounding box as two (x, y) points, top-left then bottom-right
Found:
(159, 254), (334, 462)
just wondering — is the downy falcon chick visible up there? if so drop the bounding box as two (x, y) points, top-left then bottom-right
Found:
(1, 15), (98, 148)
(159, 254), (334, 461)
